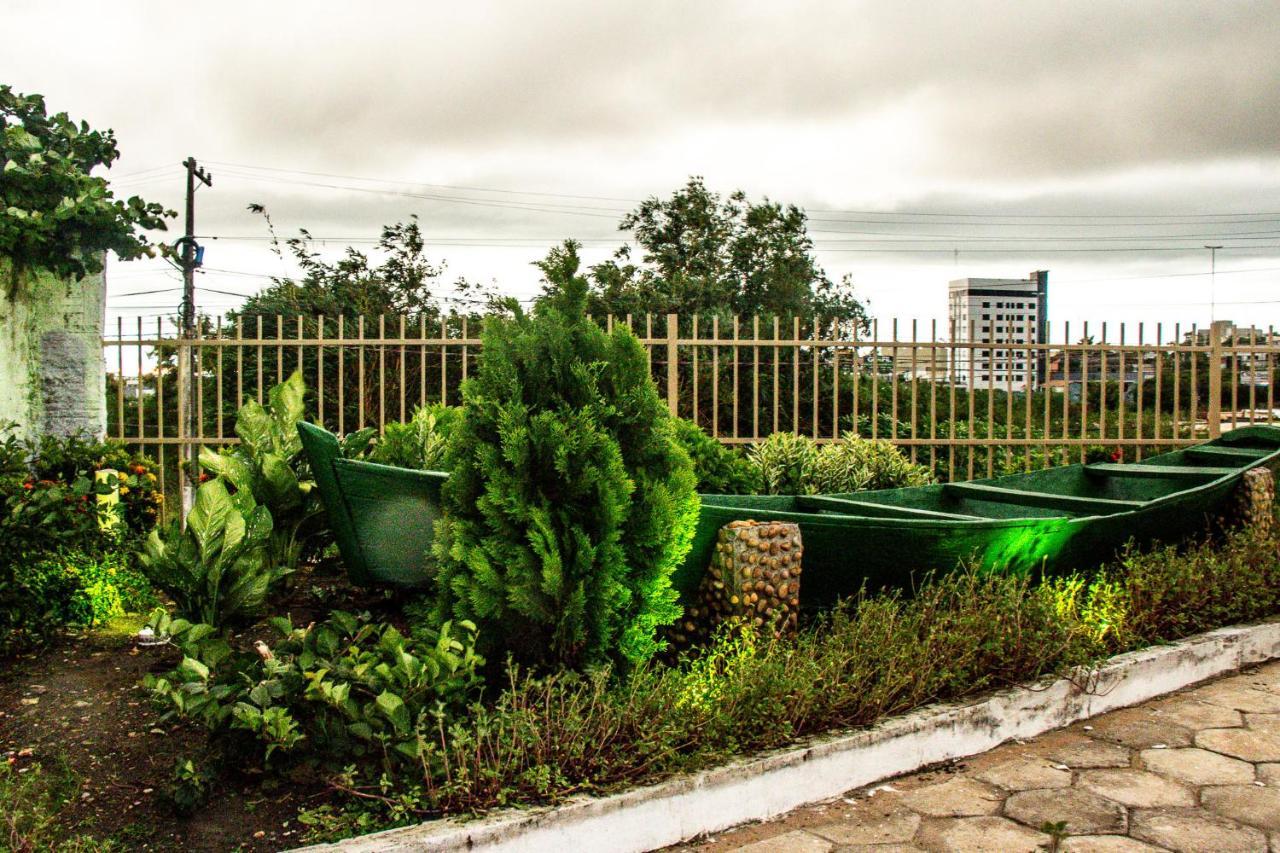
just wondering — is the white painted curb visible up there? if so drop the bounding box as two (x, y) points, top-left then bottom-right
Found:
(299, 619), (1280, 853)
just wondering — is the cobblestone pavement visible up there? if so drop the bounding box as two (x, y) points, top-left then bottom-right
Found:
(678, 660), (1280, 853)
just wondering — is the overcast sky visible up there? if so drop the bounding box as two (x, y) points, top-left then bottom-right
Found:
(5, 0), (1280, 340)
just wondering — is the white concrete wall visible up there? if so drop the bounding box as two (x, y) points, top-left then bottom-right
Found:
(0, 258), (107, 440)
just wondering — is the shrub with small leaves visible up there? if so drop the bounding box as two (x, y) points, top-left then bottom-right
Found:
(432, 241), (699, 669)
(670, 418), (760, 494)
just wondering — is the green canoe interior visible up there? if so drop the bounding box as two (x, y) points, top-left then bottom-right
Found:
(298, 421), (1280, 608)
(298, 421), (447, 588)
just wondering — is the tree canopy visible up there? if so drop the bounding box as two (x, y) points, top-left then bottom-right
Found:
(0, 84), (172, 294)
(584, 176), (867, 324)
(229, 209), (497, 326)
(231, 179), (864, 328)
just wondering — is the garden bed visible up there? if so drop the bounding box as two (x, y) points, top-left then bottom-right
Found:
(0, 571), (384, 852)
(298, 616), (1280, 853)
(6, 524), (1280, 851)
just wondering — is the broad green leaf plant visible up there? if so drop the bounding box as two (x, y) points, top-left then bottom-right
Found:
(200, 371), (325, 569)
(140, 478), (286, 627)
(145, 609), (483, 772)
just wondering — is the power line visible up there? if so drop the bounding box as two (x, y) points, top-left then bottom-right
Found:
(808, 208), (1280, 221)
(203, 160), (1280, 224)
(216, 169), (627, 219)
(196, 229), (1280, 245)
(817, 245), (1280, 254)
(1054, 265), (1280, 284)
(203, 160), (642, 204)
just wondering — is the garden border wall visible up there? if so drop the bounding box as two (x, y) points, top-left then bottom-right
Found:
(297, 617), (1280, 853)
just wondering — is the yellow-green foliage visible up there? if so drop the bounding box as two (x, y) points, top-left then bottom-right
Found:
(675, 620), (760, 713)
(1043, 572), (1131, 656)
(749, 432), (820, 494)
(809, 432), (934, 493)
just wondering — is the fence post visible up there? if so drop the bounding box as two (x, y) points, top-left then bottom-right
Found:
(1208, 319), (1228, 438)
(176, 336), (193, 522)
(666, 313), (679, 417)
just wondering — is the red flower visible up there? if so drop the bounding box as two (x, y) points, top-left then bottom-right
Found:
(1110, 449), (1123, 463)
(22, 481), (33, 490)
(198, 472), (210, 483)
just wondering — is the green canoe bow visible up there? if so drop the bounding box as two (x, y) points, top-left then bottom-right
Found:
(299, 421), (1280, 607)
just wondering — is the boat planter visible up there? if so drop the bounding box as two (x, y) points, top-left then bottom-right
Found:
(299, 421), (1280, 603)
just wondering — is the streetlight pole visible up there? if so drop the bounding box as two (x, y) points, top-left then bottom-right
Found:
(1205, 244), (1223, 324)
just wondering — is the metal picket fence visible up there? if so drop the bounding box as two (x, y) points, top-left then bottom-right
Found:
(104, 314), (1280, 521)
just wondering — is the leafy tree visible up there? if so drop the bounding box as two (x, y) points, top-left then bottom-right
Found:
(0, 84), (172, 294)
(585, 176), (867, 324)
(235, 209), (453, 320)
(432, 240), (699, 670)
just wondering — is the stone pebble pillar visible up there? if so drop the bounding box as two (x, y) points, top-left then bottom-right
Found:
(1220, 466), (1275, 537)
(671, 520), (803, 650)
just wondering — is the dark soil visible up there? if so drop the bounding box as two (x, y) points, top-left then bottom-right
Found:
(0, 570), (394, 851)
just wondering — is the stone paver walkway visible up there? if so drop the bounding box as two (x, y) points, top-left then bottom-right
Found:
(678, 660), (1280, 853)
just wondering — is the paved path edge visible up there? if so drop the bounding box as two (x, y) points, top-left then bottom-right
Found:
(298, 618), (1280, 853)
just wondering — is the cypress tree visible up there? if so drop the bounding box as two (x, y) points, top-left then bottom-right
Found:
(432, 241), (699, 669)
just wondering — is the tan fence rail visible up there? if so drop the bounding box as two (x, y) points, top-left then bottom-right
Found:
(103, 315), (1280, 520)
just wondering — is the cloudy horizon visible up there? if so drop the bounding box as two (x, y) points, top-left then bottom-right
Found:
(5, 0), (1279, 339)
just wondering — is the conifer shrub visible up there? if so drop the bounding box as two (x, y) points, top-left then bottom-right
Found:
(431, 242), (699, 669)
(670, 418), (760, 494)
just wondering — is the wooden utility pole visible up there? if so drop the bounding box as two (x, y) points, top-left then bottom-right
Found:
(1208, 319), (1228, 439)
(179, 157), (212, 518)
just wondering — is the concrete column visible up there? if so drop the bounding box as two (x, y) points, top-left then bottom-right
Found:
(0, 257), (107, 440)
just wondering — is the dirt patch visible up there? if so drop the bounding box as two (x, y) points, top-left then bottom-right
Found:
(0, 571), (387, 850)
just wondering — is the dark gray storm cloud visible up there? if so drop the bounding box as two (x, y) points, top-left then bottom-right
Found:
(170, 1), (1280, 179)
(4, 0), (1279, 327)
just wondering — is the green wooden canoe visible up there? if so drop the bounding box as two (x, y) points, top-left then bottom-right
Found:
(299, 421), (1280, 607)
(298, 421), (447, 588)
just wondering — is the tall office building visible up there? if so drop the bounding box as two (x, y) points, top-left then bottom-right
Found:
(948, 271), (1049, 389)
